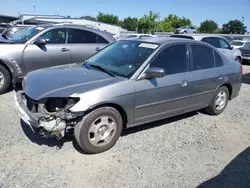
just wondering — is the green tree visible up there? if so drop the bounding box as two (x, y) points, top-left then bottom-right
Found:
(81, 16), (96, 21)
(138, 11), (160, 33)
(97, 12), (119, 25)
(222, 20), (247, 34)
(157, 21), (172, 32)
(122, 17), (138, 31)
(67, 15), (71, 18)
(164, 14), (191, 29)
(199, 20), (218, 33)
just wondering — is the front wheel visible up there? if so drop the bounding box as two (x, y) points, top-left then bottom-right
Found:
(205, 86), (229, 115)
(0, 65), (11, 94)
(74, 107), (123, 154)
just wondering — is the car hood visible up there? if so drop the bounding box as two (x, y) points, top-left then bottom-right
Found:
(23, 64), (123, 101)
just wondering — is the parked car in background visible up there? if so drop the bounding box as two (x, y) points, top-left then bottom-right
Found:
(170, 34), (242, 64)
(122, 33), (157, 39)
(1, 25), (33, 39)
(0, 23), (116, 94)
(174, 26), (196, 34)
(15, 37), (242, 154)
(230, 40), (250, 49)
(231, 40), (250, 63)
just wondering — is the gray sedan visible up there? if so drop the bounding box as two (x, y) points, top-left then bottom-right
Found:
(15, 37), (242, 154)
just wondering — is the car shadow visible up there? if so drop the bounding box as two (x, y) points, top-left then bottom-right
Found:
(121, 111), (198, 136)
(20, 120), (73, 149)
(242, 72), (250, 85)
(197, 147), (250, 188)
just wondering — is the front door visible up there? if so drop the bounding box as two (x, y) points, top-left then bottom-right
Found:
(68, 28), (108, 63)
(23, 28), (71, 73)
(134, 44), (192, 124)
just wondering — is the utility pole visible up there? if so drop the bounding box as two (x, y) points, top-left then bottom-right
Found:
(241, 16), (244, 23)
(33, 4), (36, 20)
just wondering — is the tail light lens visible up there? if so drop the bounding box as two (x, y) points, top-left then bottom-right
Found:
(240, 65), (243, 74)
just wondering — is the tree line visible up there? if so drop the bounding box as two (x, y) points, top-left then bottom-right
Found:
(78, 11), (247, 34)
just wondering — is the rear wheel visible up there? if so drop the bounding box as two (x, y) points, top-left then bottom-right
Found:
(205, 86), (229, 115)
(0, 65), (11, 94)
(74, 107), (123, 154)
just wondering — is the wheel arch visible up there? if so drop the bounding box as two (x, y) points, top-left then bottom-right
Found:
(0, 59), (13, 80)
(220, 83), (233, 100)
(87, 103), (128, 128)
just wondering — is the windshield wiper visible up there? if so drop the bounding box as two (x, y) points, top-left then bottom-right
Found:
(89, 64), (115, 77)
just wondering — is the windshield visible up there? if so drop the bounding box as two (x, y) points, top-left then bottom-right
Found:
(180, 26), (187, 29)
(9, 26), (45, 43)
(86, 41), (159, 78)
(230, 41), (244, 46)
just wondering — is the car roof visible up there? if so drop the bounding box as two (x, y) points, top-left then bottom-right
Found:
(29, 23), (116, 42)
(121, 36), (211, 46)
(170, 34), (228, 41)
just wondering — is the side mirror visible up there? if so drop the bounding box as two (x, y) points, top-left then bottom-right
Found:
(229, 45), (234, 50)
(34, 37), (46, 46)
(141, 67), (165, 79)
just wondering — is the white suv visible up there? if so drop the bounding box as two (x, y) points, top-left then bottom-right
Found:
(171, 34), (242, 63)
(175, 26), (196, 34)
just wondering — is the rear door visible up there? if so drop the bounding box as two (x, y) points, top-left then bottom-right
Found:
(23, 28), (71, 73)
(188, 44), (224, 107)
(69, 28), (109, 63)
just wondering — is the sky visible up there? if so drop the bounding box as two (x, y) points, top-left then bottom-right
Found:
(0, 0), (249, 31)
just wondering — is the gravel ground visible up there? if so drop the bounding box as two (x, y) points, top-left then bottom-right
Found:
(1, 65), (250, 188)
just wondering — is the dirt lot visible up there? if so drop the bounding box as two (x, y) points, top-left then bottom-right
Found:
(0, 65), (250, 188)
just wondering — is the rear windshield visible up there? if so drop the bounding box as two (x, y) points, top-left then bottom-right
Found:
(230, 41), (244, 46)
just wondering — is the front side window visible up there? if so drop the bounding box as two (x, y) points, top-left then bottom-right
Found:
(244, 42), (250, 48)
(10, 26), (45, 43)
(41, 28), (67, 44)
(219, 38), (230, 49)
(150, 44), (187, 75)
(86, 41), (158, 78)
(202, 37), (220, 48)
(69, 29), (108, 44)
(191, 45), (214, 70)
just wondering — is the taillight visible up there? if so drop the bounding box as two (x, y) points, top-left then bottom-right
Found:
(240, 65), (243, 74)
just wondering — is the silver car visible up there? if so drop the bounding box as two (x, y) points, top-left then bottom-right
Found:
(15, 37), (242, 154)
(171, 34), (242, 63)
(0, 24), (115, 94)
(175, 26), (196, 34)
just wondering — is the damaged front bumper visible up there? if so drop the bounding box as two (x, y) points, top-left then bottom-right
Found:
(14, 91), (40, 129)
(14, 91), (82, 139)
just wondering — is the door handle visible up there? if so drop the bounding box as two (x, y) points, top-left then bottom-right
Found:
(181, 81), (188, 87)
(61, 48), (70, 52)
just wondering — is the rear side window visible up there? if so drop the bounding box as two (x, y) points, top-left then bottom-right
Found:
(201, 37), (220, 48)
(69, 29), (108, 44)
(150, 44), (187, 75)
(214, 51), (223, 67)
(191, 45), (214, 70)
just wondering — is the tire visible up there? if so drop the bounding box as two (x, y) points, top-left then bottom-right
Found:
(235, 57), (241, 64)
(205, 86), (229, 115)
(0, 64), (11, 94)
(74, 107), (123, 154)
(183, 31), (187, 33)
